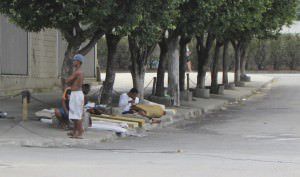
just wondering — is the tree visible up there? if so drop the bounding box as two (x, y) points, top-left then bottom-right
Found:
(100, 33), (122, 105)
(190, 1), (223, 90)
(224, 0), (271, 85)
(285, 34), (300, 70)
(155, 32), (169, 97)
(179, 35), (191, 91)
(241, 0), (297, 78)
(296, 0), (300, 20)
(99, 2), (138, 105)
(172, 0), (223, 91)
(0, 1), (128, 88)
(128, 0), (181, 99)
(255, 40), (270, 70)
(155, 0), (222, 99)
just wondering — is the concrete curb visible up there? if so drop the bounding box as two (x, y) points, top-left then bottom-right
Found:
(145, 77), (275, 131)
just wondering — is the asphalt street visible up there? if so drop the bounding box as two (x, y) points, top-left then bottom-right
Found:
(1, 74), (300, 177)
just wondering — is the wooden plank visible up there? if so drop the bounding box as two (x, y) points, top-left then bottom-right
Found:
(22, 97), (28, 121)
(91, 117), (139, 129)
(91, 114), (145, 127)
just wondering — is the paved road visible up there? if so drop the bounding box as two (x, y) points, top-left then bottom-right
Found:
(1, 74), (300, 177)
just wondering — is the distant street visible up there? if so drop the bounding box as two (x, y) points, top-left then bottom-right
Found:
(1, 74), (300, 177)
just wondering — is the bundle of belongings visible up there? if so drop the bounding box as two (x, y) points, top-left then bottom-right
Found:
(131, 104), (165, 118)
(118, 88), (166, 123)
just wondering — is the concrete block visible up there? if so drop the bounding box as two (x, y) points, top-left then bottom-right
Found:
(235, 81), (246, 87)
(217, 84), (225, 95)
(193, 88), (210, 99)
(225, 82), (236, 90)
(148, 95), (173, 106)
(209, 85), (224, 95)
(180, 91), (193, 101)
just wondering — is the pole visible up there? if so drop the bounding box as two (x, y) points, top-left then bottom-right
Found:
(186, 73), (190, 91)
(152, 77), (157, 95)
(21, 90), (31, 121)
(96, 66), (101, 82)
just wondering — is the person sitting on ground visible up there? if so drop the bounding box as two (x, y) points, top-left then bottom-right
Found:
(54, 87), (71, 129)
(119, 88), (140, 114)
(54, 84), (91, 130)
(118, 88), (161, 123)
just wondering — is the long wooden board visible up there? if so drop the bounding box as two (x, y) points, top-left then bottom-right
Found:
(91, 114), (145, 127)
(91, 117), (139, 128)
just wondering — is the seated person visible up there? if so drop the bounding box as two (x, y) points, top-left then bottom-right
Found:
(119, 88), (140, 114)
(118, 88), (161, 123)
(55, 87), (71, 129)
(55, 84), (91, 129)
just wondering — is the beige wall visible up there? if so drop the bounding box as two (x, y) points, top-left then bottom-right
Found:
(0, 26), (97, 96)
(0, 30), (61, 95)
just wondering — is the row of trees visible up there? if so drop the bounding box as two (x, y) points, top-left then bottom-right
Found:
(97, 33), (300, 72)
(0, 0), (297, 106)
(246, 35), (300, 71)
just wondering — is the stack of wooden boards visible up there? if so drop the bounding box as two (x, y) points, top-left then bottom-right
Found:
(91, 114), (145, 128)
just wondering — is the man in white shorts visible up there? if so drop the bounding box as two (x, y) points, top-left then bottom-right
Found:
(66, 54), (85, 139)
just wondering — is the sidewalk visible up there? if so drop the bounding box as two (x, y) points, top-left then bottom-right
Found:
(0, 73), (274, 148)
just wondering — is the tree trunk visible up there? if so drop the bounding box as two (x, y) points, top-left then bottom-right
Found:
(60, 34), (102, 89)
(100, 33), (121, 105)
(232, 40), (242, 85)
(167, 35), (180, 106)
(128, 36), (155, 100)
(179, 36), (191, 91)
(240, 42), (249, 78)
(211, 40), (223, 94)
(155, 35), (168, 97)
(196, 33), (215, 89)
(222, 41), (229, 85)
(61, 44), (80, 89)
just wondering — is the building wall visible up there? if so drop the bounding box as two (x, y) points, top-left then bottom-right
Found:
(0, 16), (28, 75)
(0, 18), (97, 96)
(0, 29), (61, 95)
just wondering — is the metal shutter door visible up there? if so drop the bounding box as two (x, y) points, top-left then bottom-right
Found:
(0, 16), (28, 75)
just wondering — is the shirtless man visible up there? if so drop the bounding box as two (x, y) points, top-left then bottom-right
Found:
(65, 54), (85, 139)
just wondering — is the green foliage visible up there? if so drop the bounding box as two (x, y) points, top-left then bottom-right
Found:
(297, 0), (300, 20)
(128, 0), (183, 47)
(257, 0), (298, 39)
(0, 1), (133, 45)
(223, 0), (271, 42)
(246, 35), (300, 70)
(179, 0), (224, 36)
